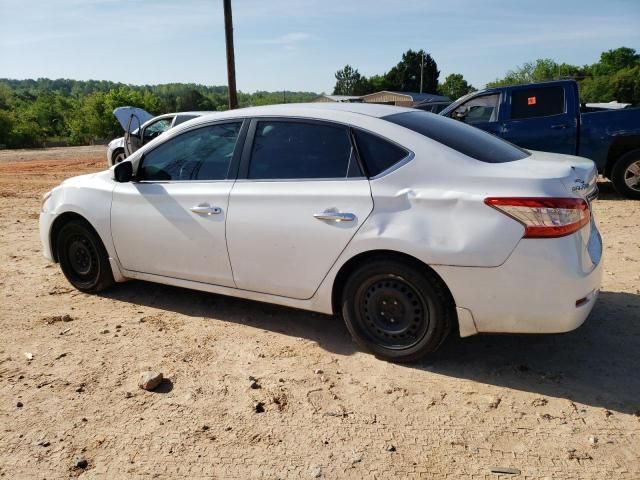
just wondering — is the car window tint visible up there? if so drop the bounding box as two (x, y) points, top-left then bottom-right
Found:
(248, 121), (352, 179)
(384, 111), (529, 164)
(353, 129), (408, 177)
(511, 86), (565, 119)
(138, 123), (242, 181)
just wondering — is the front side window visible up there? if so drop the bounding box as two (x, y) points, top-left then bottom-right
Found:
(248, 121), (353, 179)
(511, 86), (565, 119)
(138, 123), (242, 181)
(452, 94), (500, 124)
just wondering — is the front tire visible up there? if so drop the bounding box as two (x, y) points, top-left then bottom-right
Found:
(611, 150), (640, 200)
(56, 220), (114, 293)
(112, 148), (126, 165)
(341, 258), (454, 362)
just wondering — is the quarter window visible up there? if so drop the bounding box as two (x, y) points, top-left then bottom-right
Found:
(511, 87), (565, 119)
(138, 123), (242, 181)
(353, 129), (408, 177)
(248, 121), (354, 179)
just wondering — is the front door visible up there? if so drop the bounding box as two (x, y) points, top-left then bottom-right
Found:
(111, 121), (245, 286)
(226, 119), (373, 299)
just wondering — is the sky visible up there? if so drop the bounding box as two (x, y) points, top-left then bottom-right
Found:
(1, 0), (639, 93)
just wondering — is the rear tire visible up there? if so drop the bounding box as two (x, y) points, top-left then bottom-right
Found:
(611, 150), (640, 200)
(341, 258), (454, 362)
(56, 220), (114, 293)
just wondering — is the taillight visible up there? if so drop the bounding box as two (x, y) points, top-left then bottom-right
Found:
(485, 197), (589, 238)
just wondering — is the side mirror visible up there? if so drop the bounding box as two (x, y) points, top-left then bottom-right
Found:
(114, 160), (133, 183)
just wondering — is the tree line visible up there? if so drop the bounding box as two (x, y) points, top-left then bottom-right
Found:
(332, 49), (476, 100)
(333, 46), (640, 105)
(0, 79), (316, 148)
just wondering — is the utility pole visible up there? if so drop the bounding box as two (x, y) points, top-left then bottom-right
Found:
(419, 51), (424, 94)
(223, 0), (238, 109)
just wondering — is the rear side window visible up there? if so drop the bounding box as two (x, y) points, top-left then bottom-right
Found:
(248, 121), (354, 179)
(511, 86), (565, 119)
(384, 111), (529, 164)
(353, 129), (408, 177)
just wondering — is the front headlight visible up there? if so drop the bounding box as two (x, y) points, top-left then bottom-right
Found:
(41, 190), (52, 212)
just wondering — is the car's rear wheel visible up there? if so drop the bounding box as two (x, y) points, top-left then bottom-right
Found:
(611, 150), (640, 200)
(341, 258), (453, 362)
(56, 220), (114, 293)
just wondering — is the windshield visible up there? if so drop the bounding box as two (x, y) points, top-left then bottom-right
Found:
(383, 111), (530, 163)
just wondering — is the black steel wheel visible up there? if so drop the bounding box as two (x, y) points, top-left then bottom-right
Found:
(342, 257), (454, 362)
(56, 219), (114, 293)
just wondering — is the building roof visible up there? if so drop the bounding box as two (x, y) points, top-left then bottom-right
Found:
(314, 94), (362, 102)
(361, 91), (451, 103)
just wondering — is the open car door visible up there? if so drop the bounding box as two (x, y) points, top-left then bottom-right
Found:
(124, 114), (142, 156)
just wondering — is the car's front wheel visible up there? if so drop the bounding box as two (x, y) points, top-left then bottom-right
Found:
(56, 220), (114, 293)
(341, 258), (454, 362)
(112, 148), (126, 165)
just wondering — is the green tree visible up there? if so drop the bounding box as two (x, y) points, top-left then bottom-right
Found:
(333, 65), (371, 95)
(593, 47), (640, 75)
(385, 50), (439, 93)
(438, 73), (475, 100)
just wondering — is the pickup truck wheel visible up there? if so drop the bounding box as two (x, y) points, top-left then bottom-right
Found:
(341, 259), (453, 362)
(56, 220), (115, 293)
(611, 151), (640, 200)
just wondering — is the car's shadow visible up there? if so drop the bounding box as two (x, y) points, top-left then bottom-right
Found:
(102, 284), (640, 414)
(596, 178), (626, 200)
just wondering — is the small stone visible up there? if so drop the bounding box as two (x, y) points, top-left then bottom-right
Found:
(139, 371), (163, 391)
(202, 425), (209, 431)
(100, 329), (109, 334)
(75, 385), (85, 393)
(24, 352), (33, 361)
(81, 417), (88, 422)
(386, 444), (396, 452)
(314, 369), (323, 375)
(62, 314), (73, 322)
(75, 457), (88, 469)
(310, 465), (322, 478)
(351, 452), (363, 464)
(589, 435), (598, 444)
(124, 391), (133, 398)
(36, 439), (50, 447)
(490, 467), (521, 475)
(16, 401), (23, 408)
(249, 379), (261, 389)
(115, 324), (122, 329)
(254, 401), (265, 413)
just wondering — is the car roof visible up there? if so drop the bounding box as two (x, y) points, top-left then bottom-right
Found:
(197, 103), (415, 122)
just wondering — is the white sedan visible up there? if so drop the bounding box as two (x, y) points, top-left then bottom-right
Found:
(40, 103), (603, 361)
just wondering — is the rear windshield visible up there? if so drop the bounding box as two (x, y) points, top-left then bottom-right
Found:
(383, 111), (529, 163)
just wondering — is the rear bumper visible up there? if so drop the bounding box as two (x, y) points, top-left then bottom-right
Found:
(434, 221), (603, 335)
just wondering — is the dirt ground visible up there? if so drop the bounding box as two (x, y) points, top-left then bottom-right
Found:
(1, 146), (639, 479)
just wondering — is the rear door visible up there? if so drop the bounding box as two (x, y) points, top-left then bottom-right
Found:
(501, 84), (578, 155)
(226, 118), (373, 299)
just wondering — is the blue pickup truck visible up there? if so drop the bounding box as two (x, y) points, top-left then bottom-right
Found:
(440, 80), (640, 199)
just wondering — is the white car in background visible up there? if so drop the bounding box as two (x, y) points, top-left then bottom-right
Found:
(106, 107), (212, 166)
(41, 103), (602, 362)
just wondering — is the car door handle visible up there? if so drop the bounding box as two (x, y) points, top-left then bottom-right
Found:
(313, 211), (355, 222)
(190, 204), (222, 216)
(551, 123), (568, 130)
